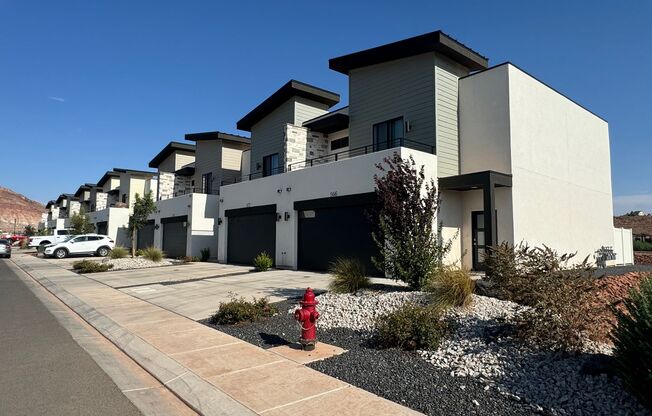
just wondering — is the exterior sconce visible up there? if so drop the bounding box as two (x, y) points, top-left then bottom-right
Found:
(256, 162), (262, 170)
(218, 218), (223, 225)
(219, 198), (224, 203)
(277, 188), (282, 194)
(286, 187), (292, 192)
(284, 212), (290, 221)
(276, 213), (282, 222)
(182, 221), (187, 228)
(154, 224), (160, 230)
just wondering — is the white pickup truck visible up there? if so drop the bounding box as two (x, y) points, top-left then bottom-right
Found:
(28, 229), (73, 248)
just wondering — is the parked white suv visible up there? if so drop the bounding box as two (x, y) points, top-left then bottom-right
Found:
(43, 234), (115, 259)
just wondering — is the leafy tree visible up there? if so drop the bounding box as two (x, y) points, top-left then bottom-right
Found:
(70, 208), (95, 235)
(23, 225), (36, 236)
(128, 192), (157, 257)
(372, 154), (452, 289)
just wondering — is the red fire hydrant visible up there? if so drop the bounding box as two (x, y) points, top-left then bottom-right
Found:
(294, 288), (320, 351)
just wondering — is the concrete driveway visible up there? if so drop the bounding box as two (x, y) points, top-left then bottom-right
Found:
(82, 262), (331, 320)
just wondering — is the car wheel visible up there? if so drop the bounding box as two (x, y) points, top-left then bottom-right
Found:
(6, 254), (10, 259)
(54, 248), (67, 259)
(97, 247), (109, 257)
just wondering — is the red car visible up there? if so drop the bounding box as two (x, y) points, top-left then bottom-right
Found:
(0, 233), (28, 246)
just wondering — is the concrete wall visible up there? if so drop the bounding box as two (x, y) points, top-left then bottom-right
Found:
(150, 193), (220, 258)
(218, 147), (438, 268)
(88, 207), (130, 247)
(458, 63), (613, 264)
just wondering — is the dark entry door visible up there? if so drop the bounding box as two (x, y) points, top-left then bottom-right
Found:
(137, 220), (155, 250)
(226, 206), (276, 266)
(162, 216), (187, 258)
(471, 211), (486, 271)
(96, 221), (108, 236)
(296, 193), (381, 275)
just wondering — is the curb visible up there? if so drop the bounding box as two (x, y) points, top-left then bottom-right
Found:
(11, 256), (256, 416)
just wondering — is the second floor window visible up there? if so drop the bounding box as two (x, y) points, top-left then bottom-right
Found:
(330, 136), (349, 151)
(202, 172), (213, 194)
(263, 153), (280, 177)
(373, 117), (404, 151)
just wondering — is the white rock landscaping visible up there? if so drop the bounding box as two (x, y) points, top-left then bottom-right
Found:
(100, 257), (173, 270)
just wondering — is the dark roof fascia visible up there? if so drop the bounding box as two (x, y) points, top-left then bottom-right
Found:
(113, 168), (157, 177)
(45, 200), (56, 208)
(97, 171), (120, 187)
(148, 141), (196, 168)
(175, 165), (195, 176)
(236, 80), (340, 131)
(460, 62), (608, 123)
(74, 185), (92, 198)
(439, 171), (512, 191)
(302, 107), (350, 134)
(329, 30), (488, 75)
(184, 131), (251, 145)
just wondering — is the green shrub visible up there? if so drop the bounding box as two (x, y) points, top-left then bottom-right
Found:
(328, 258), (371, 294)
(425, 266), (474, 309)
(253, 251), (273, 271)
(72, 260), (114, 273)
(200, 247), (210, 262)
(178, 255), (200, 263)
(135, 249), (144, 257)
(375, 303), (447, 350)
(140, 246), (163, 262)
(633, 240), (652, 251)
(610, 276), (652, 409)
(108, 246), (129, 259)
(208, 297), (279, 325)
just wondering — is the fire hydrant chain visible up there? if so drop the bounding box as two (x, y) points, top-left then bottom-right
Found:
(293, 288), (319, 351)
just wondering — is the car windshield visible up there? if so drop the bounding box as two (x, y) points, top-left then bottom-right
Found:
(0, 239), (8, 245)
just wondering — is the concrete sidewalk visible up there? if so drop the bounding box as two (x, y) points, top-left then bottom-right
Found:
(12, 254), (421, 416)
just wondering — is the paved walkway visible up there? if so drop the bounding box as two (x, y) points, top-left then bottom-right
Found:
(12, 254), (421, 416)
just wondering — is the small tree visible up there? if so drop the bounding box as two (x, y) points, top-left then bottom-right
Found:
(372, 154), (452, 289)
(70, 208), (95, 235)
(23, 225), (36, 236)
(128, 192), (157, 257)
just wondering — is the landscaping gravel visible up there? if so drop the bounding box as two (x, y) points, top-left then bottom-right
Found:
(100, 257), (173, 270)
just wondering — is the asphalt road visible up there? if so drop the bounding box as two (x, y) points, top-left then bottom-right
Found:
(0, 259), (141, 416)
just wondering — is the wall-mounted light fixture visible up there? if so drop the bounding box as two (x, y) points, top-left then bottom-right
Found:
(154, 224), (160, 230)
(182, 221), (188, 228)
(276, 213), (282, 222)
(217, 218), (223, 225)
(256, 162), (262, 171)
(219, 198), (224, 203)
(286, 187), (292, 192)
(277, 188), (282, 194)
(284, 212), (290, 221)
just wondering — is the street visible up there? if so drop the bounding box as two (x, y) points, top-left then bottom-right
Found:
(0, 258), (141, 416)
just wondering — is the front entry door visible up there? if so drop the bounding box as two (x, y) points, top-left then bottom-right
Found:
(472, 211), (486, 271)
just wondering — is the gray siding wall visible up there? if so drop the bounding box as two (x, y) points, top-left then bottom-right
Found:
(434, 55), (469, 177)
(294, 97), (329, 125)
(250, 99), (295, 175)
(193, 140), (221, 193)
(348, 53), (436, 151)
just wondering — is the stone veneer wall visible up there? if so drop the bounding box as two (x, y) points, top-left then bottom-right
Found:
(69, 201), (81, 216)
(95, 192), (108, 211)
(284, 124), (329, 171)
(174, 175), (193, 196)
(158, 171), (175, 200)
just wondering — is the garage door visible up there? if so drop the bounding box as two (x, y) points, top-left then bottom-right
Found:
(296, 193), (381, 275)
(96, 221), (108, 236)
(137, 220), (155, 250)
(162, 216), (187, 258)
(226, 204), (276, 266)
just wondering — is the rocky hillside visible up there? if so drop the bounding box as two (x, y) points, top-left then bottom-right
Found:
(0, 187), (45, 232)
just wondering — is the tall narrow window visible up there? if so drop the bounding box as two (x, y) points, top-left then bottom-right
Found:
(202, 172), (213, 194)
(373, 117), (404, 151)
(263, 153), (280, 177)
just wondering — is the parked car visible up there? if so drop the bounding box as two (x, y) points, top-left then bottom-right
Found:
(0, 239), (11, 258)
(28, 229), (72, 248)
(0, 233), (27, 246)
(43, 234), (114, 259)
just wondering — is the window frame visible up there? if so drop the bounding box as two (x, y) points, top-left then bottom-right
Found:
(330, 136), (349, 152)
(201, 172), (213, 194)
(262, 153), (280, 177)
(372, 117), (404, 151)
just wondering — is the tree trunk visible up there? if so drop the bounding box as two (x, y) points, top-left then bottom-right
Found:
(132, 229), (136, 258)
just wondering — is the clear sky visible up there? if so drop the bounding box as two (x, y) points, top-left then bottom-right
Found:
(0, 1), (650, 214)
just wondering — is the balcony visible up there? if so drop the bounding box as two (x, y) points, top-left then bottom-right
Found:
(221, 138), (435, 186)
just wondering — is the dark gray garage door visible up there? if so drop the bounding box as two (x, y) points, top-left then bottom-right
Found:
(226, 205), (276, 266)
(162, 216), (187, 258)
(296, 193), (381, 275)
(137, 220), (155, 250)
(96, 221), (108, 236)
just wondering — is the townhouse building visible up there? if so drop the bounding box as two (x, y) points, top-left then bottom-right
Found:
(216, 30), (616, 272)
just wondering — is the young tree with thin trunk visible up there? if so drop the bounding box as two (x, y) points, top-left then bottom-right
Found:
(70, 208), (95, 235)
(372, 153), (452, 289)
(128, 192), (156, 257)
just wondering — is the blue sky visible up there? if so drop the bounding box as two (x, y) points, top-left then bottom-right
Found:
(0, 1), (650, 214)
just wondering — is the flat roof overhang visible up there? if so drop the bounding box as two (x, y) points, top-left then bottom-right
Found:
(302, 107), (349, 134)
(439, 171), (512, 191)
(329, 30), (488, 75)
(148, 141), (196, 169)
(184, 131), (250, 145)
